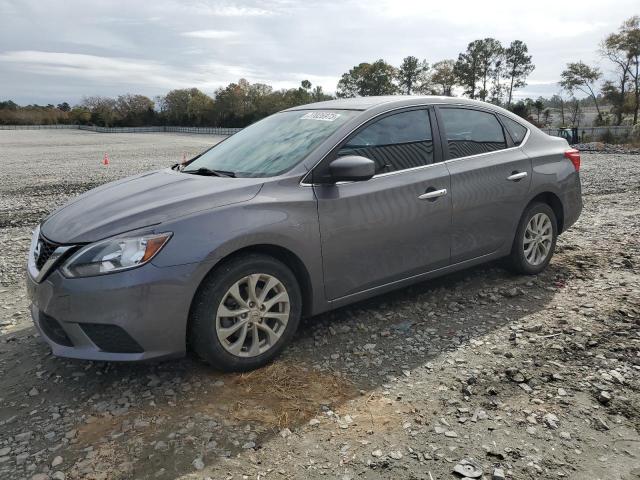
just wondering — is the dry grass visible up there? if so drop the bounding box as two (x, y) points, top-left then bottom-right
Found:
(226, 362), (356, 428)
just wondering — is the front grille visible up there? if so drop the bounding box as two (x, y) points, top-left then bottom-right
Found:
(35, 235), (60, 270)
(39, 313), (73, 347)
(80, 324), (144, 354)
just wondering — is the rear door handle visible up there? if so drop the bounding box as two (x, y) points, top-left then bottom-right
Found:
(418, 188), (447, 200)
(507, 171), (528, 181)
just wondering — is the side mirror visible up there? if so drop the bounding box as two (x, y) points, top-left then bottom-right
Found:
(328, 155), (375, 183)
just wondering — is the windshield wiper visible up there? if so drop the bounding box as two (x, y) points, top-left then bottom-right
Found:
(182, 167), (236, 178)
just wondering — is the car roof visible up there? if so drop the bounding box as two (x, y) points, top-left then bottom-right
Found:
(285, 95), (500, 112)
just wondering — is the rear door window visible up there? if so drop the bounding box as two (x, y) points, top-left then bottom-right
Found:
(439, 108), (507, 159)
(337, 109), (434, 174)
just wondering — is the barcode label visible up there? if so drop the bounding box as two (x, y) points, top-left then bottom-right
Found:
(300, 112), (341, 122)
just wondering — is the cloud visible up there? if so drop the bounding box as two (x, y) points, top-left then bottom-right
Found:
(181, 30), (238, 39)
(1, 0), (638, 104)
(174, 2), (279, 17)
(0, 50), (255, 92)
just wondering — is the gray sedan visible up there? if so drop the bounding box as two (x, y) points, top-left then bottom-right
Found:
(26, 96), (582, 371)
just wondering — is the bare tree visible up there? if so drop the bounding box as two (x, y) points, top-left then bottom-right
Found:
(620, 16), (640, 123)
(600, 28), (634, 125)
(560, 62), (602, 117)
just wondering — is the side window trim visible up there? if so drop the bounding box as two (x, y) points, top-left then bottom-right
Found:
(435, 106), (511, 161)
(494, 114), (515, 148)
(310, 106), (441, 183)
(496, 114), (529, 147)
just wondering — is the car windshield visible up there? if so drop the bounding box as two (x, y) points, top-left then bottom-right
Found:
(183, 110), (358, 177)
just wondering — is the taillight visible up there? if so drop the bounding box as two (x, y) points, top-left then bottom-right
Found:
(564, 149), (580, 172)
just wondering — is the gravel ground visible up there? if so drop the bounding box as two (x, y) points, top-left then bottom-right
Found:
(0, 130), (639, 480)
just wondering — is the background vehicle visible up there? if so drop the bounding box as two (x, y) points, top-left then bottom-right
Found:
(26, 96), (582, 371)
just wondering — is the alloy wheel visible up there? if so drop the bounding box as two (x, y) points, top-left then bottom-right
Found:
(215, 273), (290, 357)
(523, 212), (553, 266)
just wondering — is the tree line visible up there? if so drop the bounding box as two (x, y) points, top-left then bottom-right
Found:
(0, 80), (331, 128)
(337, 39), (534, 108)
(1, 15), (638, 129)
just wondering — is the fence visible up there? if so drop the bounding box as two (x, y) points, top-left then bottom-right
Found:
(542, 125), (633, 140)
(0, 124), (242, 135)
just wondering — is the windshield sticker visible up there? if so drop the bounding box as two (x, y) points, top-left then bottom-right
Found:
(300, 112), (341, 122)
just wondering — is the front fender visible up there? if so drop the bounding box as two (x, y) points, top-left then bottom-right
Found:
(150, 180), (326, 314)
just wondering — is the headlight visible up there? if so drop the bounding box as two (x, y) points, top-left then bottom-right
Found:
(61, 232), (172, 278)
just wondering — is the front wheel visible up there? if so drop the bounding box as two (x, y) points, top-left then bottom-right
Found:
(507, 202), (558, 275)
(189, 254), (302, 372)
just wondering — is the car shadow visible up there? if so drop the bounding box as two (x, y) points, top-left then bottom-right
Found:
(0, 250), (586, 479)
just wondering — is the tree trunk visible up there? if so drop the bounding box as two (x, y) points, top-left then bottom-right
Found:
(507, 74), (515, 107)
(635, 60), (639, 125)
(587, 85), (601, 117)
(481, 69), (488, 101)
(617, 76), (625, 126)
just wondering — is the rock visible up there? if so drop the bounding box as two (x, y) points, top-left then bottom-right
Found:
(543, 413), (559, 429)
(279, 428), (292, 439)
(520, 383), (533, 393)
(31, 474), (49, 480)
(134, 419), (150, 429)
(493, 467), (506, 480)
(524, 324), (542, 332)
(598, 391), (612, 405)
(192, 457), (205, 470)
(0, 447), (10, 456)
(444, 430), (458, 438)
(506, 367), (525, 383)
(51, 456), (63, 467)
(453, 458), (483, 478)
(371, 449), (383, 458)
(28, 387), (39, 397)
(51, 472), (65, 480)
(389, 451), (403, 460)
(502, 287), (522, 298)
(609, 370), (625, 384)
(593, 416), (609, 431)
(560, 431), (571, 440)
(15, 431), (33, 442)
(242, 441), (255, 449)
(308, 418), (320, 427)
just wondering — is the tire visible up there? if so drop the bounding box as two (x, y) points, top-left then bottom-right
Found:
(507, 202), (558, 275)
(189, 253), (302, 372)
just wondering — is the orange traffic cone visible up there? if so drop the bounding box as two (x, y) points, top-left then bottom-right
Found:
(102, 152), (110, 166)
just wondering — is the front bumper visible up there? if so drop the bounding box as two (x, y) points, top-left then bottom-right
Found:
(27, 262), (202, 361)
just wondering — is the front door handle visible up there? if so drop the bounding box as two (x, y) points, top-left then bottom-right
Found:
(507, 171), (528, 181)
(418, 188), (447, 200)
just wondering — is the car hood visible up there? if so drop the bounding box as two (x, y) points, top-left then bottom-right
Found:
(41, 169), (264, 243)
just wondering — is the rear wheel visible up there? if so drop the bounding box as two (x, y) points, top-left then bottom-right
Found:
(507, 202), (557, 275)
(189, 254), (301, 371)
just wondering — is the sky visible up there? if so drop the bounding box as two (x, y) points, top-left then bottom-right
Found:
(0, 0), (637, 105)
